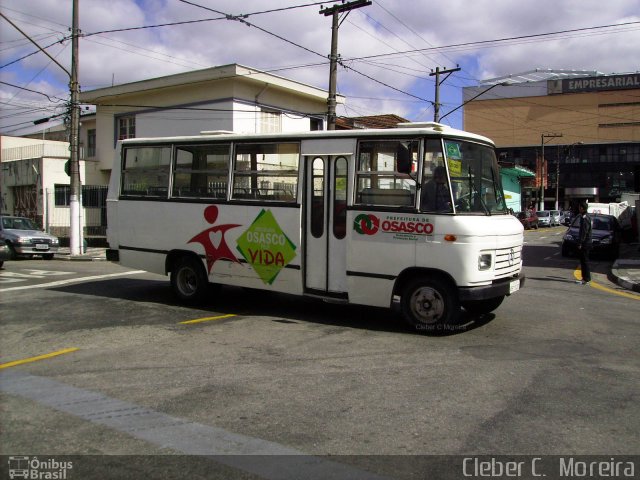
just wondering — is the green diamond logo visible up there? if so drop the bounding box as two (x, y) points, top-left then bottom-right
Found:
(236, 209), (297, 285)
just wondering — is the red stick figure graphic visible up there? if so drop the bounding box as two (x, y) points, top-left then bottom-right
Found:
(188, 206), (241, 273)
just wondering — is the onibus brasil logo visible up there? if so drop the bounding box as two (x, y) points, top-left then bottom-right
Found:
(7, 456), (73, 479)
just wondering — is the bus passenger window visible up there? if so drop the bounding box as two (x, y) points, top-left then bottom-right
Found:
(355, 140), (417, 207)
(232, 143), (299, 202)
(172, 144), (230, 199)
(121, 146), (171, 197)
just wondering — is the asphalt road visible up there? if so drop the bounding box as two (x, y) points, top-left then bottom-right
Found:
(1, 227), (638, 479)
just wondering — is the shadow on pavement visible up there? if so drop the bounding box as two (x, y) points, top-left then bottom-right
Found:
(51, 278), (495, 336)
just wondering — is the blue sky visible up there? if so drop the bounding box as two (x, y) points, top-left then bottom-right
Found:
(1, 0), (639, 135)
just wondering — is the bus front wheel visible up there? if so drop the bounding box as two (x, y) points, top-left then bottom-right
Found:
(401, 277), (459, 331)
(171, 256), (208, 303)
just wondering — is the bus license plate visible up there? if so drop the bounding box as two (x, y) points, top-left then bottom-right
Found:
(509, 279), (520, 294)
(35, 244), (49, 250)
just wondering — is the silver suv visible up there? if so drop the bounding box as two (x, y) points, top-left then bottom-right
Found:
(0, 215), (59, 259)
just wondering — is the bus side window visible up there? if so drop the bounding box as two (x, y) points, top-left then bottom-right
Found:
(121, 146), (171, 197)
(355, 140), (417, 207)
(172, 144), (230, 199)
(232, 143), (299, 202)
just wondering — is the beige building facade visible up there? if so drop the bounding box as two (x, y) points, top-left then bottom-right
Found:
(463, 70), (639, 209)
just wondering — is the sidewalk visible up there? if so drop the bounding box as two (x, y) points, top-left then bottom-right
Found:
(609, 242), (640, 293)
(55, 246), (107, 262)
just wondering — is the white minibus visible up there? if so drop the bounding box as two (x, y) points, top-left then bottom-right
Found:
(106, 122), (524, 330)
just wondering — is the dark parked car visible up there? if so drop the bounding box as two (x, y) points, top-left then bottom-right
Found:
(561, 213), (621, 259)
(517, 210), (539, 230)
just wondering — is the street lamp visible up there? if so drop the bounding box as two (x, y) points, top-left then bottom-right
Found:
(540, 133), (562, 210)
(556, 141), (583, 210)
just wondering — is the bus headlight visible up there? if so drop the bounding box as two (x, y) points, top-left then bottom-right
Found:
(478, 253), (493, 271)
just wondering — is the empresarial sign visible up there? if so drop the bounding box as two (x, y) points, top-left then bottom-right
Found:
(548, 73), (640, 94)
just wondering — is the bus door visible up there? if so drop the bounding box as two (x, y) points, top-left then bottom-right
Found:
(304, 155), (349, 296)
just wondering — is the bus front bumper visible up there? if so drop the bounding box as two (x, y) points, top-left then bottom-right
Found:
(458, 273), (525, 302)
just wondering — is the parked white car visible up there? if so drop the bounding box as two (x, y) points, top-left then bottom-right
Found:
(537, 210), (552, 227)
(0, 215), (59, 260)
(549, 210), (561, 226)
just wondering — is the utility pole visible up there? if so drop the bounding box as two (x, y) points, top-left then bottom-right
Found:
(430, 66), (460, 122)
(320, 0), (371, 130)
(540, 133), (563, 211)
(69, 0), (83, 255)
(1, 3), (83, 255)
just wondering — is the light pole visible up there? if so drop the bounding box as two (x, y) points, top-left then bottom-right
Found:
(540, 133), (562, 210)
(556, 141), (583, 210)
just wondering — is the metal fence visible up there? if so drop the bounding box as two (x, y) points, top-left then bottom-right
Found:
(45, 185), (108, 238)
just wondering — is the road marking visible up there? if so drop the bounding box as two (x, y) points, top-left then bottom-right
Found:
(0, 269), (73, 284)
(0, 270), (145, 292)
(179, 314), (237, 325)
(0, 348), (79, 370)
(573, 267), (640, 300)
(0, 370), (389, 480)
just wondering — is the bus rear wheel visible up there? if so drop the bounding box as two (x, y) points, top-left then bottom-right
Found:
(401, 277), (459, 331)
(171, 256), (208, 303)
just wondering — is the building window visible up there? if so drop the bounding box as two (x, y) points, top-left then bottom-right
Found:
(54, 184), (107, 207)
(87, 129), (96, 157)
(118, 116), (136, 140)
(259, 110), (281, 133)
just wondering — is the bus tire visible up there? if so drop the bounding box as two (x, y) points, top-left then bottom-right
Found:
(401, 276), (459, 331)
(170, 256), (208, 303)
(462, 296), (504, 315)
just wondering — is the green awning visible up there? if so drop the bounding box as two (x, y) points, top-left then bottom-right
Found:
(500, 166), (535, 178)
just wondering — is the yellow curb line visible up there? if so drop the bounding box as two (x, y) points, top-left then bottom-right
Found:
(179, 314), (237, 325)
(0, 348), (79, 370)
(573, 267), (639, 301)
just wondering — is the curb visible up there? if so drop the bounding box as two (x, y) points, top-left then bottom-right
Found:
(609, 260), (640, 294)
(56, 255), (106, 262)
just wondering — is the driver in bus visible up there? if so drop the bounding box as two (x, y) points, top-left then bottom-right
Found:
(421, 165), (452, 212)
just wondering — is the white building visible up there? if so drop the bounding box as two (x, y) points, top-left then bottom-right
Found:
(79, 63), (339, 174)
(0, 135), (103, 236)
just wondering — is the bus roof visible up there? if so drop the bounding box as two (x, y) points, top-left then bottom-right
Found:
(119, 122), (495, 147)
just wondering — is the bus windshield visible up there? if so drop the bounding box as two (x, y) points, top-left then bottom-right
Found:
(444, 139), (507, 215)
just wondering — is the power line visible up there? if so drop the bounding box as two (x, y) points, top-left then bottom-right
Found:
(342, 21), (640, 63)
(0, 36), (69, 70)
(0, 80), (66, 103)
(83, 1), (330, 38)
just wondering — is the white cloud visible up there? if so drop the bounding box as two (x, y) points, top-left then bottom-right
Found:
(1, 0), (638, 133)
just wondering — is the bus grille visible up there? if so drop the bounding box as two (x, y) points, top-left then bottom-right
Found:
(494, 245), (522, 278)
